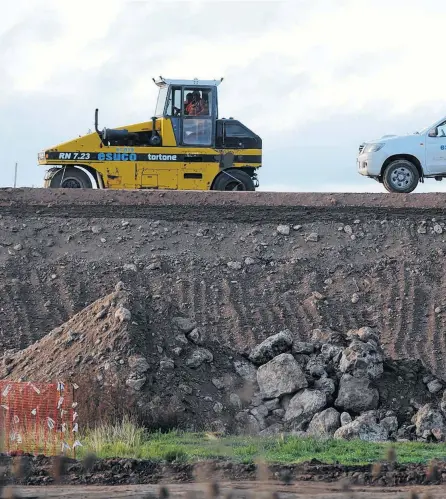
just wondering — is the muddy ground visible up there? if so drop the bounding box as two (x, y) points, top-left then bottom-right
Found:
(6, 458), (446, 498)
(13, 482), (446, 498)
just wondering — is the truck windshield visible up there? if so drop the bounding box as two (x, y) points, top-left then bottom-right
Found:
(416, 120), (440, 135)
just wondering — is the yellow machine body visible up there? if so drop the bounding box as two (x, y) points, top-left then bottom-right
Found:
(38, 77), (262, 191)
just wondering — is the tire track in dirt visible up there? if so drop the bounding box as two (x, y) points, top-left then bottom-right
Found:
(401, 270), (417, 361)
(424, 278), (442, 375)
(393, 263), (410, 360)
(435, 264), (446, 370)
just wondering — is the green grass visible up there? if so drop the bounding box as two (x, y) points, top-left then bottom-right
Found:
(75, 418), (446, 465)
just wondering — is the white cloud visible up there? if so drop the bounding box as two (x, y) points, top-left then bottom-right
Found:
(3, 0), (446, 192)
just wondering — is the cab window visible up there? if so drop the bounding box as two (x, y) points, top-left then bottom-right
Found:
(155, 87), (168, 116)
(225, 123), (251, 137)
(183, 88), (211, 116)
(437, 120), (446, 137)
(183, 119), (212, 146)
(165, 87), (182, 116)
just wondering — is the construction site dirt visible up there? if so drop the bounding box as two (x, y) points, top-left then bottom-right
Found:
(2, 188), (446, 495)
(1, 188), (446, 375)
(8, 458), (446, 498)
(12, 482), (446, 498)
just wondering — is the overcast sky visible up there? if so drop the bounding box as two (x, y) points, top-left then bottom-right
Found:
(3, 0), (446, 192)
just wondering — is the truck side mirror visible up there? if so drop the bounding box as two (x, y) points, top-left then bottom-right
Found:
(428, 128), (438, 137)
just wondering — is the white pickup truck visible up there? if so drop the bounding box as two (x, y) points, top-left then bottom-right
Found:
(357, 115), (446, 193)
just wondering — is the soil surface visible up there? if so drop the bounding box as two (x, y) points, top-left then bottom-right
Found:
(12, 482), (446, 498)
(5, 458), (446, 498)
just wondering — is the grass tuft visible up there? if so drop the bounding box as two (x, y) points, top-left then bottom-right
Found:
(77, 419), (446, 466)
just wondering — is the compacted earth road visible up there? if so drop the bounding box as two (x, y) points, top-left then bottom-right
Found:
(13, 482), (446, 498)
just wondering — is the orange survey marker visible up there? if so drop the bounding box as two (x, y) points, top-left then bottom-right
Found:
(0, 381), (80, 457)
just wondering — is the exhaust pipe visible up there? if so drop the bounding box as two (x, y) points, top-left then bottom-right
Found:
(95, 108), (105, 145)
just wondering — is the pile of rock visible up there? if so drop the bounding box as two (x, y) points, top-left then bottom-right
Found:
(234, 327), (446, 442)
(4, 279), (446, 442)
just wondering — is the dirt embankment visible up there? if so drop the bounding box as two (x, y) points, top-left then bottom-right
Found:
(1, 189), (446, 377)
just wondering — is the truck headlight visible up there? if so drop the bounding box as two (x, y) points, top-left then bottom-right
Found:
(363, 143), (385, 153)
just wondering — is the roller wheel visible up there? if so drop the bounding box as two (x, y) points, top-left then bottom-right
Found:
(212, 170), (255, 191)
(48, 167), (93, 188)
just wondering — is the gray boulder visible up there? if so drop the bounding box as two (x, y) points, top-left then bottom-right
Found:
(284, 389), (327, 428)
(186, 348), (213, 368)
(235, 411), (261, 435)
(229, 393), (242, 409)
(335, 374), (379, 413)
(264, 398), (281, 411)
(115, 306), (131, 322)
(172, 316), (197, 334)
(413, 404), (446, 441)
(427, 379), (443, 394)
(320, 344), (343, 363)
(334, 418), (388, 442)
(128, 355), (150, 373)
(311, 328), (347, 346)
(380, 416), (399, 434)
(396, 424), (416, 440)
(340, 412), (352, 426)
(273, 409), (285, 419)
(260, 423), (284, 436)
(307, 408), (341, 437)
(294, 354), (310, 368)
(441, 391), (446, 416)
(257, 353), (307, 399)
(213, 402), (224, 414)
(212, 378), (225, 390)
(305, 356), (327, 378)
(125, 376), (146, 391)
(159, 358), (175, 370)
(249, 330), (293, 365)
(250, 405), (269, 430)
(347, 327), (380, 345)
(292, 342), (314, 355)
(339, 339), (383, 379)
(233, 359), (257, 384)
(357, 411), (378, 424)
(314, 377), (336, 397)
(188, 328), (203, 345)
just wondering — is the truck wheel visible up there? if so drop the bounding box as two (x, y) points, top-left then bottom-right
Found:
(382, 160), (419, 193)
(212, 170), (255, 191)
(48, 167), (93, 188)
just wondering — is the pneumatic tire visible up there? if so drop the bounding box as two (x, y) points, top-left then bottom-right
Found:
(48, 167), (93, 188)
(212, 170), (255, 191)
(382, 160), (419, 193)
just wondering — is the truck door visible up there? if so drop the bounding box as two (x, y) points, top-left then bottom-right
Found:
(426, 120), (446, 174)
